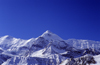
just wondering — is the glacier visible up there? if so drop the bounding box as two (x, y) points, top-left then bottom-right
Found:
(0, 30), (99, 65)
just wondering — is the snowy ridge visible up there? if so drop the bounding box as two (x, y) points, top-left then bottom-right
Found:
(0, 30), (99, 65)
(66, 39), (100, 50)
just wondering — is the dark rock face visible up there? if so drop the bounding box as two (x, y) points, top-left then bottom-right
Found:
(61, 55), (96, 65)
(0, 54), (11, 65)
(83, 48), (100, 55)
(61, 48), (100, 58)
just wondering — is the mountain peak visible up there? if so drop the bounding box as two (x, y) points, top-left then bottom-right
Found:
(41, 30), (53, 36)
(44, 30), (52, 34)
(40, 30), (63, 41)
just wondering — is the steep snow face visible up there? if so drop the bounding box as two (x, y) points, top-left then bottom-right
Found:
(33, 37), (49, 48)
(66, 39), (100, 50)
(42, 41), (70, 55)
(28, 37), (49, 55)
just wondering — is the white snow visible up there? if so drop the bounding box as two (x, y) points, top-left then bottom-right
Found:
(60, 59), (69, 65)
(91, 55), (100, 65)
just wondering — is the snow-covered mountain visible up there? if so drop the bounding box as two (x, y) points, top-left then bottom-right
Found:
(0, 30), (100, 65)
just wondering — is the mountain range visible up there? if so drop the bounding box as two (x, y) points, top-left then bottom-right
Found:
(0, 30), (100, 65)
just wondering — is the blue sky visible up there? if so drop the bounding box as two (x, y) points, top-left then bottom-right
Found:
(0, 0), (100, 41)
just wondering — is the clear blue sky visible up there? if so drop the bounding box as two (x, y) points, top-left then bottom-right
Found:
(0, 0), (100, 41)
